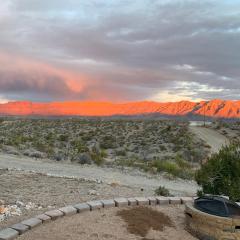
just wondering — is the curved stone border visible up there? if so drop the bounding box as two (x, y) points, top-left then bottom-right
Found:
(0, 196), (193, 240)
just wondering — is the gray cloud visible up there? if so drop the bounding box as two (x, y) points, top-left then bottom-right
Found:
(0, 0), (239, 102)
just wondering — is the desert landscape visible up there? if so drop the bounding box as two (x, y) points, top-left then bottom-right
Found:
(0, 118), (210, 178)
(1, 0), (240, 239)
(0, 115), (237, 239)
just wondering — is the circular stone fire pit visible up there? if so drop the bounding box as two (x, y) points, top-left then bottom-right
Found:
(185, 195), (240, 240)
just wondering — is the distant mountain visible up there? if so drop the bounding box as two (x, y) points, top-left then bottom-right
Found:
(0, 99), (239, 118)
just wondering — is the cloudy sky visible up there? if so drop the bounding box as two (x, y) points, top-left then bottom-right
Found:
(0, 0), (239, 103)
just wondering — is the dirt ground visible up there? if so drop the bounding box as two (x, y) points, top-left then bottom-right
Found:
(189, 126), (229, 153)
(0, 169), (152, 229)
(18, 205), (197, 240)
(0, 153), (198, 196)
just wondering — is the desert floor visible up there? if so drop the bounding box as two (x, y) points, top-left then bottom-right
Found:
(18, 205), (197, 240)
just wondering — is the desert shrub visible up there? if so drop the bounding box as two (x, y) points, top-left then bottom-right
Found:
(175, 155), (191, 169)
(71, 139), (88, 153)
(153, 160), (180, 176)
(90, 151), (105, 166)
(53, 153), (64, 161)
(154, 186), (170, 196)
(23, 149), (46, 158)
(32, 141), (47, 152)
(75, 153), (93, 165)
(159, 145), (167, 151)
(81, 134), (92, 142)
(195, 144), (240, 201)
(58, 134), (69, 142)
(100, 135), (116, 149)
(116, 149), (127, 156)
(152, 159), (194, 179)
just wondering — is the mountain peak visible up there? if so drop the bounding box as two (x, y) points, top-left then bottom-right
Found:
(0, 100), (239, 118)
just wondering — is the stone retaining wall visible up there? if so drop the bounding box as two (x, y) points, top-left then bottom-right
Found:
(185, 202), (240, 240)
(0, 196), (193, 240)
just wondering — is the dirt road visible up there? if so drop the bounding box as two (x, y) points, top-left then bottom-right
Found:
(190, 126), (230, 153)
(0, 153), (197, 196)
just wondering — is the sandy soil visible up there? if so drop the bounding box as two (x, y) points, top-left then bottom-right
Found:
(0, 169), (154, 229)
(190, 126), (229, 153)
(0, 153), (198, 196)
(18, 205), (197, 240)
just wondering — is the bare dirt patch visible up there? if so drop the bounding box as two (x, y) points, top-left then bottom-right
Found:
(117, 206), (173, 238)
(17, 205), (197, 240)
(0, 169), (151, 229)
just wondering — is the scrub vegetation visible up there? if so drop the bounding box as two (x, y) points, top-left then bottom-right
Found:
(196, 143), (240, 201)
(0, 118), (209, 179)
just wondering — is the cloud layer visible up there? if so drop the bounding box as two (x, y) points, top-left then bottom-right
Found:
(0, 0), (239, 102)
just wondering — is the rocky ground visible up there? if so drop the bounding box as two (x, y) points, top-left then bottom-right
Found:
(0, 168), (154, 228)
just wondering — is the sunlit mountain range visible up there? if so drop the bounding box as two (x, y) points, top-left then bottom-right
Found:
(0, 99), (239, 118)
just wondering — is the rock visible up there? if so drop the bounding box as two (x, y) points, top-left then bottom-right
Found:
(45, 210), (64, 220)
(101, 199), (115, 208)
(0, 200), (5, 205)
(21, 218), (42, 229)
(74, 203), (90, 213)
(8, 205), (22, 216)
(35, 214), (51, 223)
(148, 197), (158, 205)
(169, 197), (181, 204)
(87, 201), (103, 211)
(25, 202), (37, 210)
(59, 206), (77, 216)
(11, 223), (29, 235)
(96, 179), (102, 184)
(114, 198), (128, 207)
(0, 215), (5, 222)
(156, 196), (170, 205)
(127, 198), (137, 206)
(109, 182), (120, 187)
(0, 206), (8, 215)
(135, 197), (150, 206)
(88, 190), (99, 196)
(16, 201), (24, 207)
(0, 228), (19, 240)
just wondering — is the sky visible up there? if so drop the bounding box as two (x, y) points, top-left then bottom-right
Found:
(0, 0), (239, 103)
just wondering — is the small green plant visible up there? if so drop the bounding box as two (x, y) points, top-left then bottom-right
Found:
(154, 186), (170, 196)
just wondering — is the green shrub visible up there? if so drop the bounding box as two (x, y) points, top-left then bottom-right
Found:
(175, 155), (191, 169)
(152, 159), (194, 179)
(58, 134), (69, 142)
(91, 152), (105, 166)
(100, 135), (117, 149)
(154, 186), (170, 196)
(153, 160), (180, 176)
(195, 144), (240, 201)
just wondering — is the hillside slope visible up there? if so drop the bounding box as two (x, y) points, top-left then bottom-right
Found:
(0, 99), (239, 118)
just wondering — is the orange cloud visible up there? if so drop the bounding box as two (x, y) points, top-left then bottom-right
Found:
(0, 52), (93, 99)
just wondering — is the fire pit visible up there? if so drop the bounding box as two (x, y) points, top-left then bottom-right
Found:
(185, 195), (240, 240)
